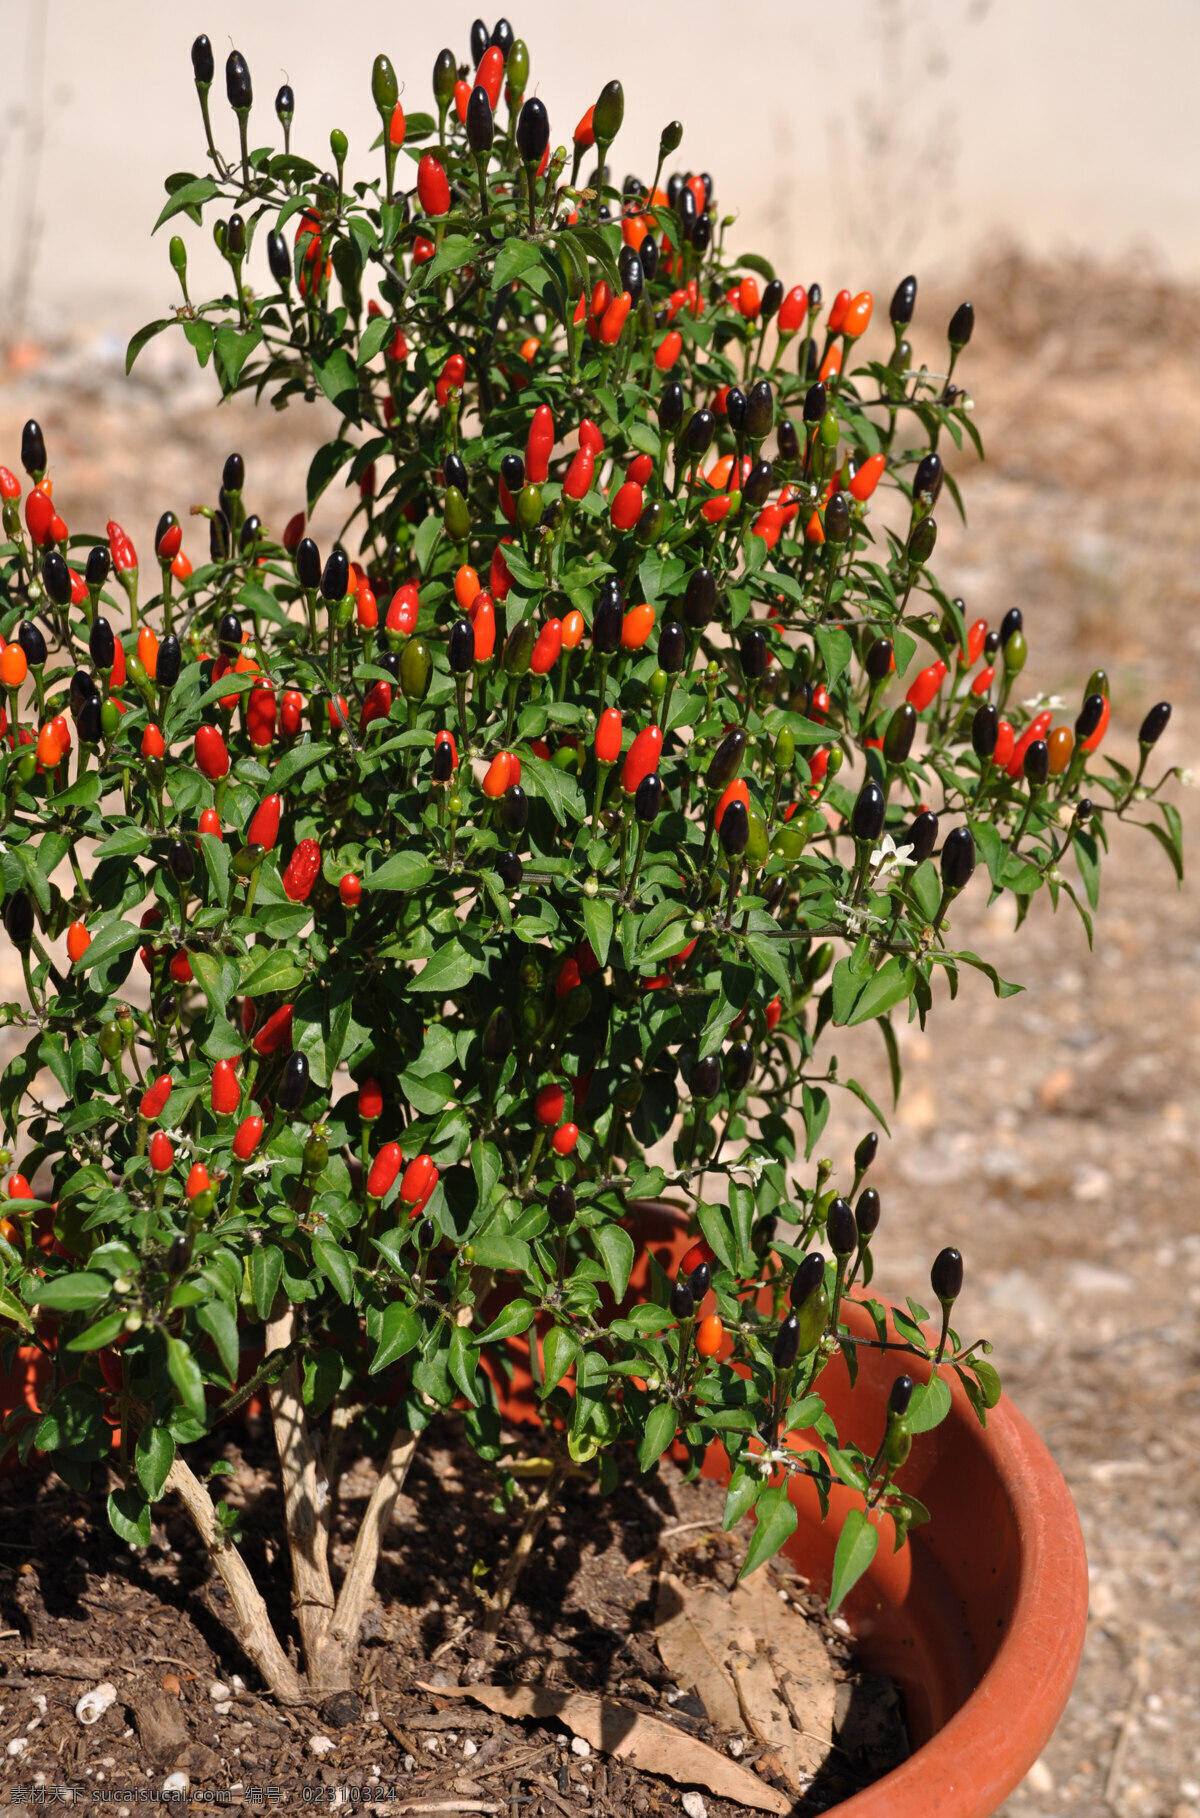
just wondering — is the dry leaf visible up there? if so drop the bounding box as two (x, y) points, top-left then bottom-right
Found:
(654, 1572), (835, 1786)
(416, 1682), (791, 1816)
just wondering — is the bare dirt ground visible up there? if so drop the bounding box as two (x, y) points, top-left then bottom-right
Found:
(0, 246), (1197, 1814)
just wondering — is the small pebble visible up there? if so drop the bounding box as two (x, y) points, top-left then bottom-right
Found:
(571, 1737), (591, 1758)
(402, 1755), (415, 1774)
(208, 1681), (231, 1702)
(7, 1738), (28, 1758)
(462, 1738), (478, 1759)
(728, 1737), (745, 1758)
(308, 1735), (336, 1757)
(162, 1773), (188, 1795)
(31, 1695), (46, 1717)
(682, 1795), (707, 1818)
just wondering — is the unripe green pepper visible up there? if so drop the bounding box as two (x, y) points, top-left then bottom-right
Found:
(771, 822), (806, 863)
(1003, 629), (1027, 677)
(16, 750), (37, 784)
(648, 667), (668, 700)
(330, 128), (348, 167)
(908, 517), (937, 565)
(1086, 667), (1109, 699)
(100, 699), (121, 739)
(797, 1280), (830, 1354)
(400, 638), (433, 702)
(303, 1131), (329, 1175)
(885, 1419), (912, 1469)
(371, 53), (399, 113)
(883, 701), (917, 765)
(635, 501), (667, 545)
(99, 1022), (123, 1062)
(592, 79), (624, 145)
(190, 1188), (216, 1219)
(516, 484), (544, 532)
(561, 982), (592, 1028)
(744, 809), (769, 867)
(507, 40), (530, 95)
(773, 727), (794, 773)
(503, 617), (536, 677)
(443, 485), (470, 543)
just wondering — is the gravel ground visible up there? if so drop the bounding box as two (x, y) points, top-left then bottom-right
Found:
(0, 247), (1197, 1815)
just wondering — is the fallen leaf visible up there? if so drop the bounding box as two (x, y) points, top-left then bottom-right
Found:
(416, 1682), (791, 1815)
(654, 1572), (835, 1786)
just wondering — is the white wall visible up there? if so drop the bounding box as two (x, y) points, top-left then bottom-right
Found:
(0, 0), (1195, 340)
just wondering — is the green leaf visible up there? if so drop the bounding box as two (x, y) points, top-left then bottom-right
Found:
(134, 1426), (175, 1501)
(364, 850), (435, 893)
(400, 1067), (456, 1115)
(34, 1384), (109, 1459)
(814, 624), (853, 692)
(492, 239), (543, 291)
(581, 894), (613, 968)
(77, 919), (141, 975)
(638, 1400), (678, 1472)
(592, 1223), (634, 1300)
(108, 1486), (152, 1548)
(32, 1271), (112, 1311)
(166, 1336), (207, 1422)
(312, 1235), (355, 1304)
(471, 1232), (532, 1272)
(215, 323), (263, 389)
(426, 233), (475, 282)
(311, 347), (360, 420)
(828, 1508), (879, 1612)
(197, 1299), (239, 1383)
(303, 1346), (342, 1418)
(126, 319), (171, 374)
(370, 1302), (422, 1372)
(153, 176), (218, 230)
(476, 1298), (536, 1344)
(250, 1244), (283, 1321)
(906, 1371), (952, 1434)
(740, 1482), (799, 1576)
(541, 1325), (579, 1396)
(413, 938), (477, 995)
(242, 950), (307, 997)
(843, 958), (916, 1028)
(307, 438), (357, 512)
(722, 1464), (763, 1530)
(447, 1324), (479, 1403)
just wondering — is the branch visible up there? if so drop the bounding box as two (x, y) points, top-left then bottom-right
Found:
(481, 1462), (567, 1644)
(164, 1456), (303, 1700)
(328, 1424), (420, 1663)
(265, 1303), (339, 1688)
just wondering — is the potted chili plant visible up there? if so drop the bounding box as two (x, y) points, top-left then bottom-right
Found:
(0, 23), (1184, 1813)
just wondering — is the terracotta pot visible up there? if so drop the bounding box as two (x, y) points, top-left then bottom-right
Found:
(489, 1204), (1088, 1818)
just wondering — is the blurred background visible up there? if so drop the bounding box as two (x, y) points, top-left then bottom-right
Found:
(0, 4), (1198, 1814)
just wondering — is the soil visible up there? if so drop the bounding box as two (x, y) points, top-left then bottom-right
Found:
(0, 244), (1198, 1815)
(0, 1422), (906, 1808)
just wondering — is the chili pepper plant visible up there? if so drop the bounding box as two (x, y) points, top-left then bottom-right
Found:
(0, 25), (1184, 1702)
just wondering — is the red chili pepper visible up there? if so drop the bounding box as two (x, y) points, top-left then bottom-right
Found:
(695, 1314), (724, 1358)
(339, 873), (362, 908)
(211, 1059), (240, 1117)
(232, 1114), (264, 1162)
(282, 839), (321, 902)
(194, 724), (229, 780)
(562, 610), (585, 649)
(0, 467), (20, 501)
(738, 276), (761, 320)
(169, 949), (194, 985)
(283, 512), (305, 549)
(530, 618), (563, 675)
(574, 104), (595, 147)
(490, 541), (514, 601)
(1081, 696), (1110, 753)
(412, 236), (435, 266)
(654, 330), (682, 371)
(148, 1131), (174, 1173)
(621, 604), (655, 650)
(400, 1152), (437, 1205)
(454, 565), (480, 611)
(417, 155), (451, 217)
(907, 659), (947, 713)
(363, 676), (395, 732)
(156, 520), (182, 561)
(610, 481), (643, 531)
(753, 504), (787, 549)
(246, 794), (281, 850)
(140, 1074), (173, 1120)
(185, 1162), (211, 1201)
(356, 585), (378, 630)
(777, 285), (808, 334)
(367, 1141), (403, 1200)
(970, 665), (995, 697)
(579, 418), (604, 456)
(389, 102), (406, 147)
(551, 1123), (578, 1156)
(848, 453), (886, 501)
(281, 689), (304, 736)
(808, 747), (831, 784)
(595, 708), (622, 764)
(525, 405), (555, 484)
(621, 724), (662, 795)
(482, 751), (515, 797)
(253, 1003), (294, 1056)
(1006, 709), (1054, 778)
(819, 343), (843, 382)
(810, 686), (830, 723)
(598, 291), (632, 345)
(681, 1239), (716, 1276)
(556, 956), (581, 999)
(7, 1173), (32, 1201)
(842, 290), (873, 338)
(993, 719), (1016, 770)
(476, 44), (504, 108)
(387, 582), (420, 635)
(563, 447), (594, 501)
(470, 589), (497, 660)
(627, 453), (654, 486)
(536, 1083), (565, 1126)
(960, 618), (988, 666)
(247, 684), (276, 748)
(358, 1077), (384, 1122)
(765, 996), (782, 1032)
(435, 355), (466, 409)
(715, 779), (750, 828)
(24, 487), (53, 547)
(454, 78), (470, 123)
(107, 520), (138, 572)
(827, 289), (852, 332)
(66, 920), (91, 965)
(141, 723), (166, 761)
